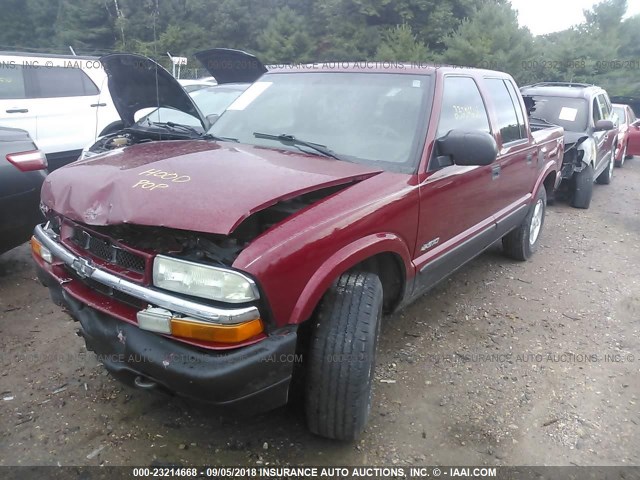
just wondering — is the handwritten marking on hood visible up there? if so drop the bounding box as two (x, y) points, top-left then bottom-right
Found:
(139, 168), (191, 183)
(133, 179), (169, 191)
(134, 168), (192, 191)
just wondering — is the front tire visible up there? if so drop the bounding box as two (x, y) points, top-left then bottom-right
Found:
(305, 272), (383, 440)
(596, 153), (614, 185)
(571, 164), (593, 209)
(615, 142), (627, 167)
(502, 186), (546, 261)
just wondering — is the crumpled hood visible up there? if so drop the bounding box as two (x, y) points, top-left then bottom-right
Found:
(563, 131), (589, 149)
(41, 141), (381, 235)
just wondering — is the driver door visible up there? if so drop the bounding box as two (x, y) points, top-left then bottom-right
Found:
(413, 75), (498, 294)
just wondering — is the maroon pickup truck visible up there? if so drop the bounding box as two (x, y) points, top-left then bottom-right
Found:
(32, 54), (563, 441)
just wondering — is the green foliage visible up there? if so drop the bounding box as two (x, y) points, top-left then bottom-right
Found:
(258, 7), (314, 63)
(0, 0), (636, 97)
(525, 0), (639, 97)
(441, 1), (534, 82)
(375, 24), (430, 62)
(54, 0), (117, 51)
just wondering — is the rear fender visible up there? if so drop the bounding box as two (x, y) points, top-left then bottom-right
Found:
(533, 158), (562, 197)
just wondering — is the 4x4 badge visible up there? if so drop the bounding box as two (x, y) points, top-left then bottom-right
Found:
(421, 237), (440, 252)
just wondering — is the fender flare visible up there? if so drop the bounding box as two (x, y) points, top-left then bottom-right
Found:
(533, 159), (561, 198)
(288, 233), (414, 325)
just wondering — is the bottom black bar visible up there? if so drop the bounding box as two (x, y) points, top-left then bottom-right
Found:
(1, 466), (639, 480)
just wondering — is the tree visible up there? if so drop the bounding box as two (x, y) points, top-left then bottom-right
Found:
(258, 7), (314, 63)
(441, 1), (534, 81)
(54, 0), (117, 52)
(583, 0), (627, 36)
(375, 24), (430, 62)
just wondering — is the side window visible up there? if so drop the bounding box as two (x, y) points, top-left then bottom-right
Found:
(597, 95), (610, 119)
(29, 66), (99, 98)
(605, 95), (613, 116)
(485, 78), (525, 144)
(592, 98), (602, 123)
(629, 108), (637, 124)
(436, 76), (490, 138)
(0, 65), (26, 99)
(505, 80), (526, 139)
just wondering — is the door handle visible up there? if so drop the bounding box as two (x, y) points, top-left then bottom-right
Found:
(90, 103), (107, 107)
(6, 108), (28, 113)
(526, 153), (533, 164)
(491, 164), (501, 180)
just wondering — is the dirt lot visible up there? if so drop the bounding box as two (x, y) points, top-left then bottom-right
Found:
(1, 160), (639, 468)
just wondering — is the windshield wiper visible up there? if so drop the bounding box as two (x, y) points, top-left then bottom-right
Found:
(529, 116), (556, 126)
(202, 133), (239, 143)
(253, 132), (342, 160)
(151, 121), (201, 137)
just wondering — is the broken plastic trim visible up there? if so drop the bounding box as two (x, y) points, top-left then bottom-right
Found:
(33, 223), (260, 324)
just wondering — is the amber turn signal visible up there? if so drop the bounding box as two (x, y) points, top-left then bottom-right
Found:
(171, 317), (264, 343)
(31, 236), (53, 263)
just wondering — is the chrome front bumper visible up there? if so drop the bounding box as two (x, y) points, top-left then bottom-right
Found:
(34, 224), (260, 324)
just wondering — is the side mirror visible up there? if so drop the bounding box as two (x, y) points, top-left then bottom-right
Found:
(594, 119), (614, 131)
(436, 130), (498, 167)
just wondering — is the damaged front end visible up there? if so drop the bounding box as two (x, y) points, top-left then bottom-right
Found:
(34, 124), (381, 408)
(30, 177), (358, 408)
(561, 134), (593, 179)
(31, 216), (298, 410)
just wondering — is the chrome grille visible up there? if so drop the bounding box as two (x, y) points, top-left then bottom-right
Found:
(71, 228), (146, 274)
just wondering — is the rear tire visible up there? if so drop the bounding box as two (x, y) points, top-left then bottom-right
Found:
(571, 164), (593, 209)
(502, 186), (546, 261)
(305, 272), (383, 441)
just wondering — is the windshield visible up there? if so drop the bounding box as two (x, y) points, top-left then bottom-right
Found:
(137, 107), (202, 128)
(208, 72), (432, 172)
(523, 95), (588, 133)
(134, 85), (247, 129)
(191, 86), (246, 117)
(613, 106), (626, 123)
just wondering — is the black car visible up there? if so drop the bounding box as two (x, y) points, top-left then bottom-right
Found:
(521, 82), (618, 209)
(0, 127), (48, 254)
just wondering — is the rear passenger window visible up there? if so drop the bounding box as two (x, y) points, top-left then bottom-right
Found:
(0, 65), (26, 99)
(485, 78), (526, 143)
(29, 66), (99, 98)
(505, 81), (526, 138)
(437, 76), (490, 138)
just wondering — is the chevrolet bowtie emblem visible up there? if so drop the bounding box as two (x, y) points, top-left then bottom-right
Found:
(71, 257), (95, 278)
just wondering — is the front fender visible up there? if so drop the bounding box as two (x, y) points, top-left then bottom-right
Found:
(288, 233), (414, 325)
(576, 137), (597, 171)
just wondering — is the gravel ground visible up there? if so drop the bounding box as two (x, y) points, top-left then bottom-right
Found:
(0, 159), (638, 467)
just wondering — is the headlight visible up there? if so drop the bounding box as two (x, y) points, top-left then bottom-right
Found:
(578, 138), (596, 165)
(153, 255), (259, 303)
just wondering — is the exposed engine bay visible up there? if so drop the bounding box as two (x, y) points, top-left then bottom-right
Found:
(55, 184), (349, 267)
(87, 127), (201, 156)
